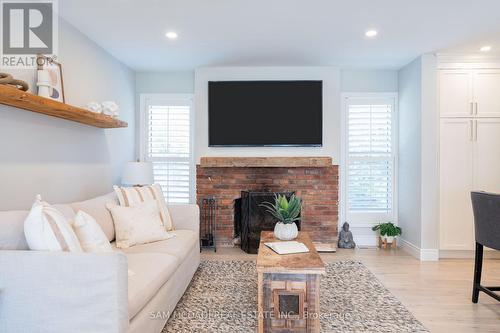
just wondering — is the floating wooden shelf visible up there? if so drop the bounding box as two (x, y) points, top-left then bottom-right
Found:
(0, 85), (128, 128)
(199, 156), (333, 168)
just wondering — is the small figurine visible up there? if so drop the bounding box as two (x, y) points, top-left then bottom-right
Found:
(101, 101), (120, 118)
(85, 101), (102, 114)
(338, 222), (356, 249)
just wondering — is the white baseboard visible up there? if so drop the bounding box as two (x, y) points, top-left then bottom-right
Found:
(420, 249), (439, 261)
(439, 249), (500, 259)
(399, 238), (439, 261)
(399, 238), (420, 258)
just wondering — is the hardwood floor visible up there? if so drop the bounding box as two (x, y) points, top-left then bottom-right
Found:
(202, 247), (500, 333)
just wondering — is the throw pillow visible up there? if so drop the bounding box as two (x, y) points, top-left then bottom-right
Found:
(113, 184), (173, 231)
(106, 200), (173, 249)
(24, 195), (82, 252)
(72, 210), (113, 253)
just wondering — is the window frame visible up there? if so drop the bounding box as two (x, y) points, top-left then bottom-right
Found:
(340, 92), (399, 228)
(139, 93), (195, 204)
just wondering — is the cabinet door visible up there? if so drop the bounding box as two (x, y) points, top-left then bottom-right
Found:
(473, 119), (500, 192)
(473, 70), (500, 117)
(440, 118), (474, 250)
(439, 70), (473, 117)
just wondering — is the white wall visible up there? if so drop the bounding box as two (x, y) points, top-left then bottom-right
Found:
(398, 57), (423, 248)
(134, 71), (194, 154)
(341, 69), (398, 92)
(194, 67), (340, 163)
(0, 18), (135, 210)
(420, 54), (439, 251)
(135, 71), (194, 94)
(397, 54), (439, 260)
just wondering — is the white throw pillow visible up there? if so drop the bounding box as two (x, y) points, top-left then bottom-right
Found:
(113, 184), (174, 231)
(107, 200), (173, 249)
(24, 195), (82, 252)
(72, 210), (113, 253)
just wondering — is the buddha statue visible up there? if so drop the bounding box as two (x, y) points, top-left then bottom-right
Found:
(338, 222), (356, 249)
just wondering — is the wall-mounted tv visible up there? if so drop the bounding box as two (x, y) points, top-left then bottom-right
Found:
(208, 80), (322, 147)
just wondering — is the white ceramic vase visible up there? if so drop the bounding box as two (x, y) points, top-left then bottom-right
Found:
(274, 222), (298, 241)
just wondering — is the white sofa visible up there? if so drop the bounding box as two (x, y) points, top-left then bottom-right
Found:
(0, 192), (200, 333)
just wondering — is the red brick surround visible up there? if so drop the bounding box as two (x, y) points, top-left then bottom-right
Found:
(196, 157), (339, 246)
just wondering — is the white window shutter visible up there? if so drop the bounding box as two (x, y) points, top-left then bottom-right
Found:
(345, 98), (396, 222)
(142, 97), (193, 204)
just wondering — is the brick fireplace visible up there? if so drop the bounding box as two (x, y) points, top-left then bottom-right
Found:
(196, 157), (339, 247)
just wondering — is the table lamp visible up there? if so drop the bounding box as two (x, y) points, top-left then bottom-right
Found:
(121, 161), (154, 186)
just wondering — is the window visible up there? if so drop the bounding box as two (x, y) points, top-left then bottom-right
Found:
(342, 94), (397, 224)
(140, 94), (194, 204)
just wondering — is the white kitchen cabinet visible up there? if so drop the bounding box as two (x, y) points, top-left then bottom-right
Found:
(439, 117), (500, 250)
(439, 69), (500, 118)
(473, 118), (500, 191)
(473, 70), (500, 117)
(439, 70), (473, 117)
(439, 118), (475, 250)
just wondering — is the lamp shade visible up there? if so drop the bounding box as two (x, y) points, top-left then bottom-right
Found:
(122, 162), (154, 186)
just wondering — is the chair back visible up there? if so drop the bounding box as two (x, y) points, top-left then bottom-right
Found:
(471, 191), (500, 250)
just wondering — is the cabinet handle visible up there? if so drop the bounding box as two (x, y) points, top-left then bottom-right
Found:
(470, 102), (474, 115)
(474, 120), (478, 141)
(475, 102), (478, 115)
(470, 120), (473, 141)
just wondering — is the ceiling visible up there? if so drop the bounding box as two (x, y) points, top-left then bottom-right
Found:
(60, 0), (500, 71)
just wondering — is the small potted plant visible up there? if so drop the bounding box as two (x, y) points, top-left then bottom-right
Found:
(372, 222), (402, 244)
(261, 194), (301, 241)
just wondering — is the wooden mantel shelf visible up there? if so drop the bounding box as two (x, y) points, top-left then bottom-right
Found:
(199, 157), (333, 168)
(0, 85), (128, 128)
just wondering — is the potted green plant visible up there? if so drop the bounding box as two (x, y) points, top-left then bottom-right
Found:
(372, 222), (402, 244)
(261, 194), (301, 240)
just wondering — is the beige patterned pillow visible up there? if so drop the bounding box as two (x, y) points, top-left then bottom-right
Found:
(106, 201), (173, 249)
(113, 184), (173, 231)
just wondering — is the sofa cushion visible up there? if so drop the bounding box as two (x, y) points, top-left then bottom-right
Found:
(70, 192), (117, 242)
(119, 229), (197, 262)
(0, 210), (29, 250)
(126, 253), (178, 319)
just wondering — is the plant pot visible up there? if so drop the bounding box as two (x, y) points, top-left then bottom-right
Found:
(381, 235), (395, 243)
(274, 222), (298, 241)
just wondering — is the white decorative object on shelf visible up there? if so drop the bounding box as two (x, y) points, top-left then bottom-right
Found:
(36, 70), (51, 99)
(101, 101), (119, 118)
(85, 101), (102, 113)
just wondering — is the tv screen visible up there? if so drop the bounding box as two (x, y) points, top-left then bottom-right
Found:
(208, 80), (322, 146)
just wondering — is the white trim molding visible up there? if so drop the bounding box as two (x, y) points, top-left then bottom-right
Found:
(399, 238), (439, 261)
(437, 53), (500, 69)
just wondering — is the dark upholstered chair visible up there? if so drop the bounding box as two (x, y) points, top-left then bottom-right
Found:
(470, 191), (500, 303)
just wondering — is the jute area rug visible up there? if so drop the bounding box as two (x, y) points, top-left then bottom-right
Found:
(162, 260), (428, 333)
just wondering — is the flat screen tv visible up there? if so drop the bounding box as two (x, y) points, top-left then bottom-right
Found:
(208, 80), (322, 147)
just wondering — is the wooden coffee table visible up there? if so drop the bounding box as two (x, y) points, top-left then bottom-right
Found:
(257, 231), (326, 333)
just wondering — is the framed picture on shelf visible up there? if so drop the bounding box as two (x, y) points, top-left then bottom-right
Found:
(36, 55), (65, 103)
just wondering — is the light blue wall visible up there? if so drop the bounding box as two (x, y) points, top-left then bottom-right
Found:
(135, 69), (398, 94)
(135, 71), (194, 94)
(0, 18), (135, 210)
(341, 69), (398, 92)
(398, 57), (422, 248)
